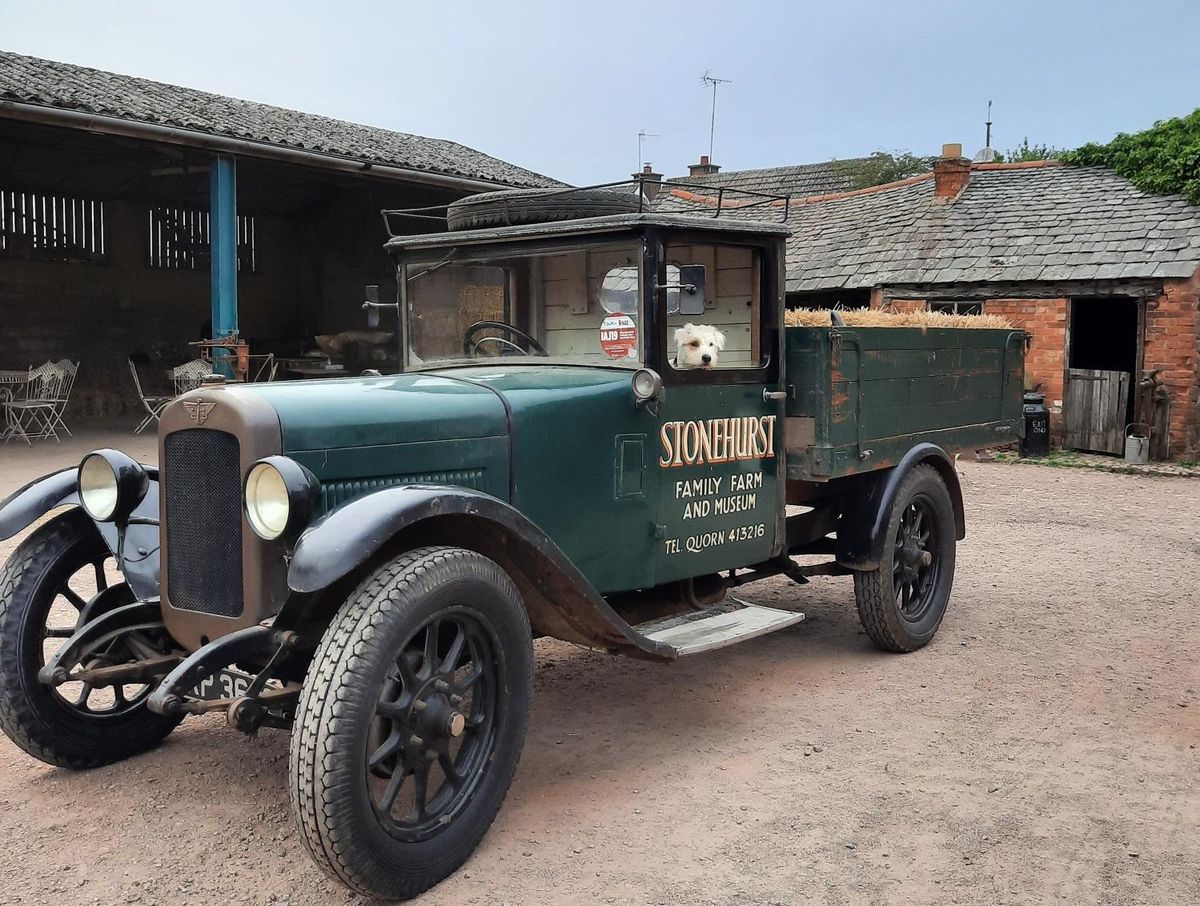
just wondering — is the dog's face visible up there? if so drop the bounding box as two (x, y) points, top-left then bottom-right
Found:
(674, 323), (725, 369)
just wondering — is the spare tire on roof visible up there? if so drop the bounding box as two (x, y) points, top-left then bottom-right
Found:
(446, 187), (643, 231)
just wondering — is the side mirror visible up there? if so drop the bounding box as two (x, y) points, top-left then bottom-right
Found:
(677, 265), (706, 316)
(364, 284), (381, 328)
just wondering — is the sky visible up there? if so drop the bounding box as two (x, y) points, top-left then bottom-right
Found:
(4, 1), (1200, 185)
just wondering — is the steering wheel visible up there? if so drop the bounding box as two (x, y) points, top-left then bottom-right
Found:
(462, 321), (549, 358)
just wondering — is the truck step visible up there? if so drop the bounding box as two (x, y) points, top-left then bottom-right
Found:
(637, 600), (805, 657)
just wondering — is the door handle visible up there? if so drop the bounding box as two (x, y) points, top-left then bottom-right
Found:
(763, 389), (789, 402)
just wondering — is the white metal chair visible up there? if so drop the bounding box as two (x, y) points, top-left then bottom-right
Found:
(3, 361), (68, 444)
(129, 357), (171, 435)
(46, 359), (79, 438)
(172, 358), (214, 395)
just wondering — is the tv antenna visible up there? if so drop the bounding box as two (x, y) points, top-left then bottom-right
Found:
(637, 129), (659, 171)
(701, 71), (732, 161)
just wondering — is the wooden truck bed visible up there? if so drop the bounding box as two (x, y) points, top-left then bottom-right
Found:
(784, 326), (1028, 481)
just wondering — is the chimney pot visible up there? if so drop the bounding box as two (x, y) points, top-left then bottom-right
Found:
(932, 142), (971, 202)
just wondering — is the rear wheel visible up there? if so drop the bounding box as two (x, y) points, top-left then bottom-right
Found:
(853, 465), (956, 652)
(0, 509), (180, 768)
(290, 546), (533, 900)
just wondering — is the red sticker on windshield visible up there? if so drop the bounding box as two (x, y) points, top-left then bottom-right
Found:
(600, 313), (638, 360)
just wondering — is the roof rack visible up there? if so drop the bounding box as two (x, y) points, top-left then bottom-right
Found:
(380, 176), (791, 238)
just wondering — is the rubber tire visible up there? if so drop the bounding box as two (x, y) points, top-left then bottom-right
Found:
(852, 465), (956, 653)
(0, 509), (181, 769)
(289, 546), (533, 901)
(446, 187), (641, 231)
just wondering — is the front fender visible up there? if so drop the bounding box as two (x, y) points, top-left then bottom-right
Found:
(835, 443), (965, 571)
(286, 485), (673, 660)
(0, 466), (162, 602)
(0, 468), (79, 540)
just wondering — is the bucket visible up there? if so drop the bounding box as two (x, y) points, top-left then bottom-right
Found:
(1125, 423), (1150, 464)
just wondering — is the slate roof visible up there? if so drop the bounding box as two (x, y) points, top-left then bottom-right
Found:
(662, 162), (1200, 292)
(675, 159), (870, 200)
(0, 50), (561, 189)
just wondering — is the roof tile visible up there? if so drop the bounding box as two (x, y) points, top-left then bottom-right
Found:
(0, 50), (560, 188)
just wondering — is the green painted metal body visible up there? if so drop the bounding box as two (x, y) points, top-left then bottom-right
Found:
(784, 326), (1027, 480)
(229, 330), (1020, 598)
(240, 363), (782, 597)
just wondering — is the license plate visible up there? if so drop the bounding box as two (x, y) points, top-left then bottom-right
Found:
(191, 668), (254, 702)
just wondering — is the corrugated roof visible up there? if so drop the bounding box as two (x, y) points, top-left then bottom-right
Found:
(662, 163), (1200, 292)
(674, 159), (871, 200)
(0, 50), (562, 189)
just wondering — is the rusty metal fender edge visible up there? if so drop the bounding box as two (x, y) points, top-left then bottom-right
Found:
(285, 484), (676, 661)
(835, 443), (965, 571)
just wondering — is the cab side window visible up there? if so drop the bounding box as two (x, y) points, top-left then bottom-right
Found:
(665, 243), (762, 371)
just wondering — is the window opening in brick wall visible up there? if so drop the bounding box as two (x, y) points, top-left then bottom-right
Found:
(148, 206), (256, 272)
(930, 300), (983, 315)
(0, 189), (107, 261)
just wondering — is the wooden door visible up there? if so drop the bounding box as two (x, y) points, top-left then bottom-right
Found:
(1065, 368), (1131, 454)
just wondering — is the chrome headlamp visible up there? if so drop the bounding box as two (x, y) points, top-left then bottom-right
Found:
(78, 450), (148, 523)
(244, 456), (319, 541)
(632, 368), (663, 406)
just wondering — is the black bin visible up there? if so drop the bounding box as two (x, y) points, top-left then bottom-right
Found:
(1020, 391), (1050, 458)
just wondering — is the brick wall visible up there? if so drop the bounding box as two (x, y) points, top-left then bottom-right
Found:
(985, 299), (1068, 442)
(869, 293), (926, 313)
(1144, 270), (1200, 457)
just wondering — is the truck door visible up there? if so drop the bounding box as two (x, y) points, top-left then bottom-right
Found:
(649, 238), (785, 587)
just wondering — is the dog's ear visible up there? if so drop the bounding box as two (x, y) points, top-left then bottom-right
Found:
(674, 326), (690, 345)
(712, 327), (726, 350)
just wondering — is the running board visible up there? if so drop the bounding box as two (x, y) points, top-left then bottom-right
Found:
(637, 601), (805, 657)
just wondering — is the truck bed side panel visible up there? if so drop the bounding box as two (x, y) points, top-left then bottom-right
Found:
(785, 327), (1026, 480)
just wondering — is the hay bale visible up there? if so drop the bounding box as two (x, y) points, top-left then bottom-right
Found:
(785, 308), (1011, 329)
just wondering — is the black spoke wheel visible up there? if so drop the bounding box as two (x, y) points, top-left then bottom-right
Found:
(853, 465), (957, 652)
(0, 509), (181, 768)
(366, 610), (497, 842)
(291, 546), (533, 901)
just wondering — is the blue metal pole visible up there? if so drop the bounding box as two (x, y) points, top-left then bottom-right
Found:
(210, 155), (238, 376)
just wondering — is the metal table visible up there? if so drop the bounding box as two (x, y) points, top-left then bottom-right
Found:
(0, 369), (28, 403)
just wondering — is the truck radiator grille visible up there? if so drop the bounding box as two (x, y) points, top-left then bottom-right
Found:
(319, 470), (488, 511)
(164, 428), (244, 617)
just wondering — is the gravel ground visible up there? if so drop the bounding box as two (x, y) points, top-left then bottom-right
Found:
(1, 433), (1198, 905)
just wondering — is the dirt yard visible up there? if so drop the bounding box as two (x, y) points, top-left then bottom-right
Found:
(1, 432), (1197, 906)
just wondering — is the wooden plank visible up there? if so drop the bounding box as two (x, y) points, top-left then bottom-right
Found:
(1065, 368), (1129, 454)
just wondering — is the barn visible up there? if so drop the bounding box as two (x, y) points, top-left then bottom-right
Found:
(0, 50), (559, 418)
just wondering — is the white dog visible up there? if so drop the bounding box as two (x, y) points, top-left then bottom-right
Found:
(673, 323), (725, 369)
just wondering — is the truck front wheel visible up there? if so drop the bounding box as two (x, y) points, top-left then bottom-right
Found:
(852, 465), (956, 652)
(0, 509), (181, 768)
(289, 546), (533, 901)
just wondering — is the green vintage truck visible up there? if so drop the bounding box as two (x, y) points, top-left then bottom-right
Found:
(0, 185), (1025, 900)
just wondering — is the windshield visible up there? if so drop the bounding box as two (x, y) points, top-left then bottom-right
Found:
(403, 241), (644, 369)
